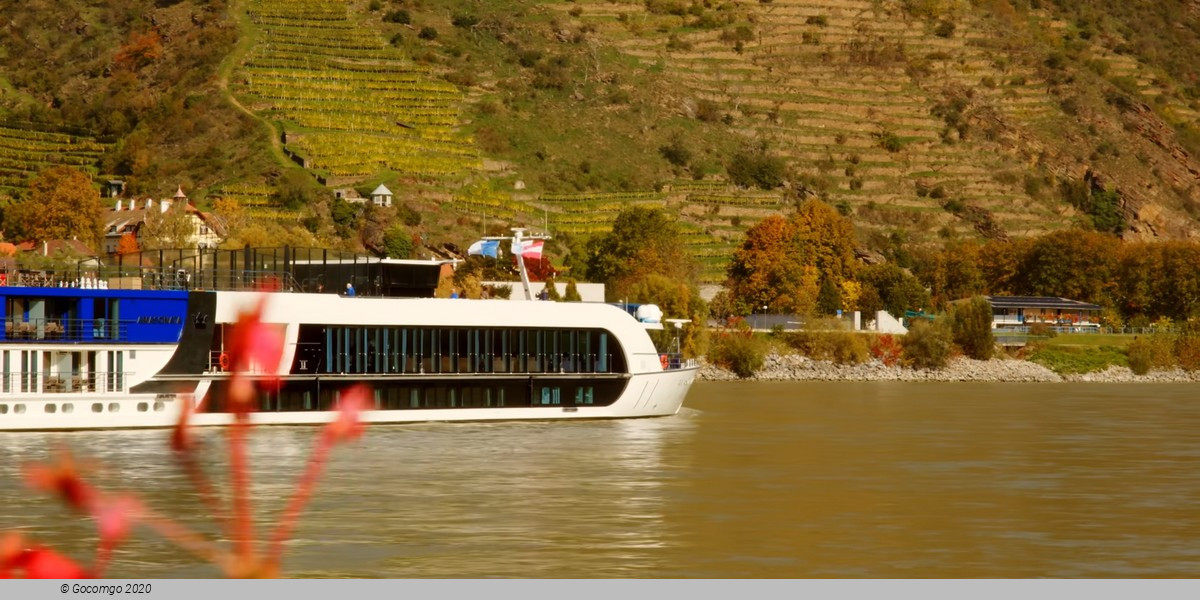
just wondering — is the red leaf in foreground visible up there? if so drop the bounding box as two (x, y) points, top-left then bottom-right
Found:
(24, 454), (96, 512)
(171, 398), (194, 452)
(226, 298), (284, 375)
(1, 534), (89, 579)
(327, 385), (370, 443)
(95, 495), (142, 546)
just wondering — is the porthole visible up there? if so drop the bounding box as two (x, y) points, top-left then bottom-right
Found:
(137, 402), (148, 412)
(45, 404), (57, 414)
(92, 403), (103, 413)
(108, 403), (120, 413)
(14, 404), (25, 414)
(62, 403), (74, 414)
(153, 401), (165, 412)
(0, 404), (7, 414)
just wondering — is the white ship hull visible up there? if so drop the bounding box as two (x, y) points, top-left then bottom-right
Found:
(0, 253), (700, 432)
(0, 367), (695, 431)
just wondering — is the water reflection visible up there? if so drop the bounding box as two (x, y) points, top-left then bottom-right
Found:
(2, 382), (1199, 577)
(0, 414), (698, 578)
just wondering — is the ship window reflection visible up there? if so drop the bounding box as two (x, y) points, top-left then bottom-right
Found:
(303, 326), (624, 376)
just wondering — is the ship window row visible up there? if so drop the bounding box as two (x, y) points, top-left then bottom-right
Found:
(0, 350), (127, 394)
(301, 326), (626, 376)
(204, 378), (625, 413)
(3, 297), (126, 341)
(0, 401), (165, 416)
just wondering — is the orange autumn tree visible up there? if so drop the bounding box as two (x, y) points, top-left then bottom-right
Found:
(3, 166), (105, 250)
(115, 232), (139, 255)
(724, 199), (858, 316)
(113, 30), (163, 71)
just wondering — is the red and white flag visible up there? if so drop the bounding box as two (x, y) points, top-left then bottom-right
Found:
(520, 240), (544, 259)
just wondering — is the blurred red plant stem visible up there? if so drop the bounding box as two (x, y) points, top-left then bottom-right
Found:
(229, 415), (254, 563)
(136, 507), (236, 573)
(5, 288), (368, 578)
(267, 429), (335, 565)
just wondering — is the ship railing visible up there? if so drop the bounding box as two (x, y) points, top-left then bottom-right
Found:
(1, 372), (135, 394)
(2, 318), (131, 342)
(1, 267), (303, 293)
(208, 350), (292, 374)
(661, 353), (696, 370)
(277, 352), (620, 376)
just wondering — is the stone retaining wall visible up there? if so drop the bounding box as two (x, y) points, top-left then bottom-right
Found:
(698, 354), (1200, 383)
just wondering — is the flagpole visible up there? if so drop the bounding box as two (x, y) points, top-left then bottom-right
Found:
(472, 228), (549, 301)
(512, 228), (534, 301)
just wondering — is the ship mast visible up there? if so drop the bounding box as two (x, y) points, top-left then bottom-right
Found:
(481, 227), (550, 300)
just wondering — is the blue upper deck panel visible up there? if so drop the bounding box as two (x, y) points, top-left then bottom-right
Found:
(0, 286), (190, 344)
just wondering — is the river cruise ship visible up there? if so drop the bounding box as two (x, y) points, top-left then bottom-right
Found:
(0, 243), (696, 431)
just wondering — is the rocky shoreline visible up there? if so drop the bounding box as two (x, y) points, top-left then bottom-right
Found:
(697, 353), (1200, 383)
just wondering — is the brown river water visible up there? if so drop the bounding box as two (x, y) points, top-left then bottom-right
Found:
(1, 381), (1198, 578)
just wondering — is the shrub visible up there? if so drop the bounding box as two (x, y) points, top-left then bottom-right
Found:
(382, 225), (413, 259)
(877, 131), (904, 152)
(870, 334), (902, 365)
(949, 296), (994, 360)
(901, 319), (953, 369)
(805, 15), (828, 26)
(934, 20), (955, 38)
(543, 276), (562, 301)
(1028, 322), (1056, 339)
(384, 10), (411, 24)
(695, 99), (721, 122)
(1126, 339), (1152, 375)
(782, 331), (869, 365)
(727, 150), (786, 190)
(397, 204), (422, 227)
(564, 278), (583, 302)
(418, 27), (438, 40)
(452, 14), (480, 28)
(708, 333), (767, 378)
(659, 136), (692, 167)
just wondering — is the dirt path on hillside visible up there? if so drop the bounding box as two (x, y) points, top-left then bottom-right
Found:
(216, 0), (291, 169)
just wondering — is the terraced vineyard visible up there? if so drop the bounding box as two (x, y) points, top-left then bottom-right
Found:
(215, 0), (1198, 282)
(567, 0), (1074, 241)
(0, 125), (110, 196)
(211, 182), (304, 223)
(233, 0), (479, 182)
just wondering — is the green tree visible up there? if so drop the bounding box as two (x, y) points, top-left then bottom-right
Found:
(3, 166), (104, 250)
(382, 224), (413, 259)
(585, 207), (696, 300)
(272, 170), (329, 210)
(949, 296), (994, 360)
(912, 241), (984, 309)
(624, 273), (709, 355)
(140, 201), (195, 250)
(816, 277), (841, 315)
(858, 263), (931, 318)
(1017, 230), (1119, 305)
(727, 148), (787, 190)
(563, 278), (582, 302)
(543, 275), (563, 301)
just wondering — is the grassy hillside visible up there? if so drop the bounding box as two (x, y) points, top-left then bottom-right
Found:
(0, 0), (273, 197)
(0, 0), (1198, 282)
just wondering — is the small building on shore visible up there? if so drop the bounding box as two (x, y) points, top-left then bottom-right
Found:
(982, 296), (1102, 330)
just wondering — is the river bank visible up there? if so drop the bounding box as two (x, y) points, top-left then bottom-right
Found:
(697, 353), (1200, 383)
